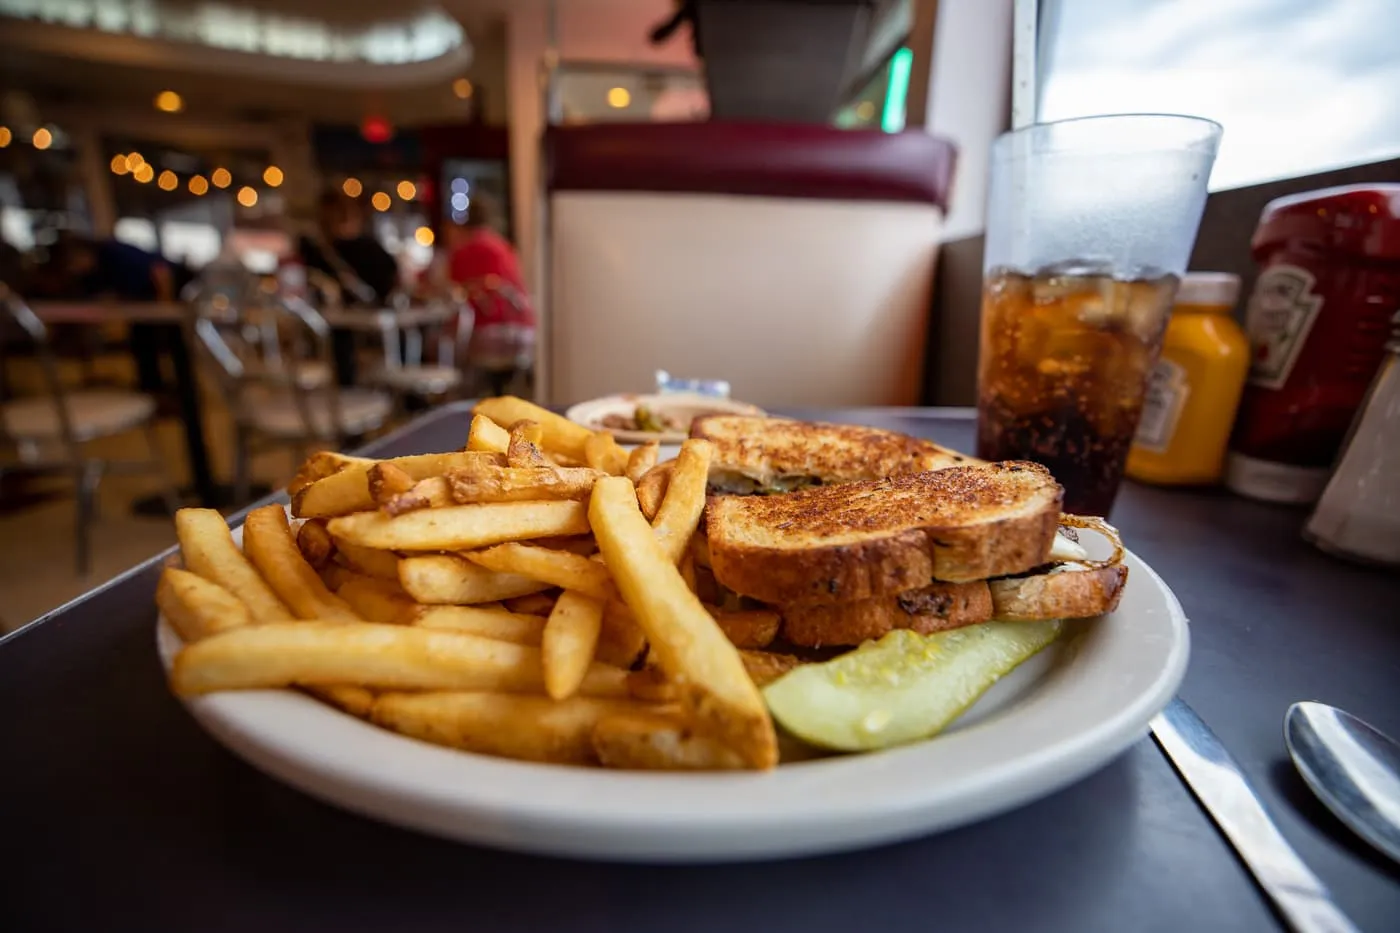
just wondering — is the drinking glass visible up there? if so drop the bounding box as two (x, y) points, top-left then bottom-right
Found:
(977, 114), (1222, 515)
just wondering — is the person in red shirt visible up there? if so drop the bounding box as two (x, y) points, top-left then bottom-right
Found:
(445, 193), (536, 395)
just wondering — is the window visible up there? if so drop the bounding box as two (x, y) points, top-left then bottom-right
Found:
(113, 217), (158, 252)
(159, 220), (221, 267)
(1037, 0), (1400, 190)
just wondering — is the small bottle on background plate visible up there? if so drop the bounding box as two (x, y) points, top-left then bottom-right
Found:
(1127, 272), (1250, 486)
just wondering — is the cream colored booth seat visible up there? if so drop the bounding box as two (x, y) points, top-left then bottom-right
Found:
(542, 123), (956, 408)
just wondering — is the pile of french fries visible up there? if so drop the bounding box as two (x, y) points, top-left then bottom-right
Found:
(160, 396), (789, 771)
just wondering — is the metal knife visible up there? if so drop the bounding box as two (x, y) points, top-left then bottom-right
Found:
(1150, 698), (1360, 933)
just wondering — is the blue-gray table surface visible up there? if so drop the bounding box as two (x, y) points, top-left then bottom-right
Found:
(2, 402), (1397, 933)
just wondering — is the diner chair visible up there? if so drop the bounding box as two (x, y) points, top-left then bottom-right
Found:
(542, 122), (956, 407)
(369, 292), (474, 412)
(460, 278), (535, 398)
(0, 285), (180, 574)
(189, 293), (393, 504)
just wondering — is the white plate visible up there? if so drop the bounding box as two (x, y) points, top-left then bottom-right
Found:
(565, 393), (765, 445)
(158, 532), (1188, 863)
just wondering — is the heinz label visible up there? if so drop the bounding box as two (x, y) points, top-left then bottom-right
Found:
(1245, 264), (1323, 389)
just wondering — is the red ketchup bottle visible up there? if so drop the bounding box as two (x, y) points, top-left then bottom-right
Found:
(1226, 184), (1400, 504)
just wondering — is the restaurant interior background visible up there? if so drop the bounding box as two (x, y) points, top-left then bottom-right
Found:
(0, 0), (1397, 630)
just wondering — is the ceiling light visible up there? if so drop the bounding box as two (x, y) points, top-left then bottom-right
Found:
(110, 154), (130, 174)
(32, 127), (53, 150)
(211, 168), (232, 188)
(342, 177), (363, 197)
(396, 180), (416, 201)
(127, 152), (145, 169)
(237, 186), (258, 207)
(606, 87), (630, 108)
(134, 163), (155, 183)
(155, 90), (183, 113)
(0, 127), (11, 148)
(414, 226), (435, 246)
(157, 170), (178, 191)
(189, 175), (209, 196)
(371, 192), (391, 212)
(452, 78), (473, 99)
(263, 166), (284, 187)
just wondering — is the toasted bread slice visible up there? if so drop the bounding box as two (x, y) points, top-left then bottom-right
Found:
(691, 415), (976, 494)
(779, 581), (994, 647)
(989, 564), (1128, 621)
(706, 463), (1063, 603)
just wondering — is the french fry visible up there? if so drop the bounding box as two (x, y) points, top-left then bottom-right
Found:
(708, 608), (780, 649)
(304, 684), (377, 718)
(473, 396), (595, 462)
(367, 462), (416, 505)
(506, 421), (551, 468)
(295, 519), (335, 570)
(532, 535), (598, 556)
(328, 501), (589, 551)
(243, 505), (361, 623)
(738, 649), (805, 688)
(292, 452), (505, 518)
(446, 465), (600, 503)
(635, 460), (674, 521)
(679, 552), (698, 592)
(157, 567), (251, 642)
(372, 692), (663, 765)
(592, 712), (748, 771)
(333, 539), (401, 581)
(381, 476), (453, 515)
(626, 666), (677, 702)
(626, 441), (659, 484)
(602, 600), (649, 668)
(465, 542), (616, 601)
(334, 573), (414, 624)
(414, 605), (548, 646)
(503, 591), (559, 615)
(175, 508), (293, 622)
(585, 432), (628, 476)
(398, 553), (550, 604)
(170, 621), (631, 697)
(466, 413), (511, 453)
(652, 439), (713, 564)
(542, 590), (606, 700)
(590, 476), (777, 770)
(288, 451), (373, 497)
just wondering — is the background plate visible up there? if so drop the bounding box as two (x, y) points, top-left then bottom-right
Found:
(158, 530), (1189, 863)
(565, 393), (764, 445)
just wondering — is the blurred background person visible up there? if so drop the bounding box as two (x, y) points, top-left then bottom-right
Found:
(297, 189), (399, 384)
(444, 192), (536, 396)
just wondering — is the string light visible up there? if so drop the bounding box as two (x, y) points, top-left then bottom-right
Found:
(414, 226), (435, 246)
(110, 154), (130, 174)
(607, 87), (630, 108)
(452, 78), (473, 99)
(127, 152), (145, 169)
(155, 90), (183, 113)
(236, 186), (258, 207)
(396, 180), (416, 201)
(32, 127), (53, 150)
(263, 166), (283, 187)
(133, 163), (155, 183)
(211, 167), (232, 188)
(189, 175), (209, 196)
(0, 127), (11, 148)
(157, 170), (178, 191)
(371, 192), (391, 212)
(342, 177), (363, 197)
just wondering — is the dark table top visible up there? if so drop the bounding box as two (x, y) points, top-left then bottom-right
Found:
(3, 403), (1398, 933)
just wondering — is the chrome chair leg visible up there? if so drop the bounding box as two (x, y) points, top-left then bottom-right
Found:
(233, 425), (252, 507)
(73, 462), (101, 575)
(143, 421), (182, 515)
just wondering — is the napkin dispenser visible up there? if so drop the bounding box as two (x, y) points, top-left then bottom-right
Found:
(1304, 310), (1400, 566)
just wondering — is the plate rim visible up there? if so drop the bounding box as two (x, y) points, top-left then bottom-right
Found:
(564, 393), (765, 445)
(158, 546), (1189, 862)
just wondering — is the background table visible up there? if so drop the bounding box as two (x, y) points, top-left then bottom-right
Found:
(2, 404), (1396, 933)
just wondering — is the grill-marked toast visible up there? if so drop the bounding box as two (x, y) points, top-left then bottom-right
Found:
(691, 415), (976, 494)
(705, 462), (1063, 604)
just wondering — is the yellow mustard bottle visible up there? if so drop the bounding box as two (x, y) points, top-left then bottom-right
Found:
(1127, 272), (1251, 485)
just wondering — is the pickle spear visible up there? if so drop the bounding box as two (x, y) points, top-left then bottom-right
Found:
(762, 620), (1063, 752)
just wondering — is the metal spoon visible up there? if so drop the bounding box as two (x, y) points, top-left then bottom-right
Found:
(1285, 701), (1400, 865)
